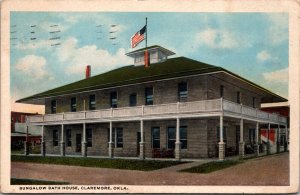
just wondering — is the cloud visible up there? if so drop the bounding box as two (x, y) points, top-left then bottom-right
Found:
(15, 55), (52, 80)
(267, 14), (288, 45)
(57, 37), (132, 75)
(195, 28), (239, 49)
(263, 68), (288, 83)
(256, 50), (271, 62)
(15, 39), (53, 50)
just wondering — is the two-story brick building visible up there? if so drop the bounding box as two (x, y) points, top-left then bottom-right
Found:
(17, 45), (288, 160)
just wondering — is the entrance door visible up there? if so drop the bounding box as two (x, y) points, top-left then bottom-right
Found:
(236, 126), (240, 154)
(136, 132), (141, 156)
(76, 134), (81, 153)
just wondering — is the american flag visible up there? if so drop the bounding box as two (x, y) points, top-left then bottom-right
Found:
(131, 25), (146, 48)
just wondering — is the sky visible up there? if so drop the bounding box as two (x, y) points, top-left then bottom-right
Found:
(10, 12), (288, 114)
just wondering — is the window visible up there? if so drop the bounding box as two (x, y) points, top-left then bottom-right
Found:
(178, 82), (188, 101)
(145, 87), (153, 105)
(116, 128), (123, 148)
(87, 128), (93, 147)
(167, 126), (188, 149)
(237, 91), (241, 104)
(110, 91), (117, 108)
(89, 95), (96, 110)
(252, 97), (256, 108)
(151, 127), (160, 148)
(51, 100), (57, 114)
(180, 126), (187, 149)
(53, 129), (58, 146)
(66, 129), (72, 147)
(70, 97), (77, 112)
(220, 85), (224, 98)
(217, 126), (227, 143)
(249, 128), (255, 144)
(129, 93), (137, 107)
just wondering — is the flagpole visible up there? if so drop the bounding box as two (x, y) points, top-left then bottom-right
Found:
(145, 17), (147, 49)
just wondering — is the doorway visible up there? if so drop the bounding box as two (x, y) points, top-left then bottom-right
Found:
(136, 132), (141, 156)
(236, 126), (240, 154)
(76, 134), (81, 153)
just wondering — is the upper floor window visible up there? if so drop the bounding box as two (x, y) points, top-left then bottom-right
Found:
(51, 100), (57, 114)
(66, 129), (72, 147)
(70, 97), (77, 112)
(151, 127), (160, 149)
(220, 85), (224, 98)
(237, 91), (241, 104)
(87, 128), (93, 147)
(129, 93), (137, 107)
(89, 95), (96, 110)
(145, 87), (153, 105)
(252, 97), (256, 108)
(53, 129), (58, 146)
(178, 82), (188, 101)
(110, 91), (117, 108)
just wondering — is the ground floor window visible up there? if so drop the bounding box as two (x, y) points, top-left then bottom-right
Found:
(167, 126), (188, 149)
(151, 127), (160, 149)
(87, 128), (93, 147)
(107, 127), (123, 148)
(53, 129), (58, 146)
(249, 128), (255, 144)
(217, 126), (227, 143)
(66, 129), (72, 147)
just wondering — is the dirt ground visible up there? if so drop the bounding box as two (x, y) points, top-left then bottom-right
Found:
(11, 152), (289, 185)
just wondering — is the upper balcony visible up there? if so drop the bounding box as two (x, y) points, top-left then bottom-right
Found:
(26, 99), (287, 125)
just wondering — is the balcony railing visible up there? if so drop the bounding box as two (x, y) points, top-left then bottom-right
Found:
(26, 99), (287, 124)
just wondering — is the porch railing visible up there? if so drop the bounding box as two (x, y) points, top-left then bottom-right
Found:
(26, 99), (287, 124)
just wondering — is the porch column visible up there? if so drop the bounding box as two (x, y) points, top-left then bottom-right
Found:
(254, 122), (259, 156)
(24, 125), (29, 156)
(139, 120), (145, 159)
(239, 119), (245, 159)
(60, 124), (65, 156)
(82, 123), (87, 157)
(284, 125), (288, 151)
(175, 117), (181, 160)
(41, 125), (46, 156)
(108, 121), (114, 158)
(276, 124), (280, 153)
(218, 115), (225, 160)
(267, 123), (271, 154)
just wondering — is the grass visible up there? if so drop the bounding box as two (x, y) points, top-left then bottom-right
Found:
(180, 160), (242, 174)
(11, 178), (69, 185)
(11, 155), (185, 171)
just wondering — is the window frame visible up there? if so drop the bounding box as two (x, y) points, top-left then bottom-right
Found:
(70, 97), (77, 112)
(116, 128), (123, 148)
(51, 100), (57, 114)
(86, 128), (93, 147)
(252, 97), (256, 108)
(145, 87), (153, 105)
(220, 85), (224, 98)
(217, 126), (228, 143)
(167, 126), (188, 149)
(53, 129), (58, 146)
(129, 93), (137, 107)
(237, 91), (241, 104)
(178, 82), (188, 102)
(89, 94), (96, 110)
(151, 127), (160, 149)
(110, 91), (118, 108)
(66, 129), (72, 147)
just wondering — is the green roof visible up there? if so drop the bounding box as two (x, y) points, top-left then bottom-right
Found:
(17, 56), (287, 103)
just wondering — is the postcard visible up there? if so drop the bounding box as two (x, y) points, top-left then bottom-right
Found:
(1, 0), (299, 193)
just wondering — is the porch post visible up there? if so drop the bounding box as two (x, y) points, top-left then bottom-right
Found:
(175, 117), (181, 160)
(60, 124), (65, 156)
(82, 123), (87, 157)
(139, 120), (145, 159)
(24, 125), (29, 156)
(218, 115), (225, 160)
(41, 125), (46, 156)
(284, 125), (288, 151)
(239, 119), (245, 158)
(108, 121), (114, 158)
(276, 124), (280, 153)
(267, 123), (271, 154)
(254, 122), (259, 156)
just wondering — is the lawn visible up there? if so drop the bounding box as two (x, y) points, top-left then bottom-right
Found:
(180, 160), (242, 173)
(11, 155), (185, 171)
(11, 178), (69, 185)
